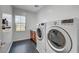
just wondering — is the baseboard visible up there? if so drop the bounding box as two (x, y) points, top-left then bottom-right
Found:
(13, 38), (30, 42)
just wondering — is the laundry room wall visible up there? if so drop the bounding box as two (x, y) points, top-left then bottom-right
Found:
(0, 5), (13, 43)
(0, 5), (13, 52)
(13, 7), (37, 41)
(0, 6), (2, 45)
(38, 5), (79, 24)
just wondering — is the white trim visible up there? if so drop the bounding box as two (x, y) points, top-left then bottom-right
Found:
(13, 38), (30, 42)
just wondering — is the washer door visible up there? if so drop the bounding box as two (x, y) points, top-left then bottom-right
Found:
(47, 26), (72, 53)
(37, 28), (42, 40)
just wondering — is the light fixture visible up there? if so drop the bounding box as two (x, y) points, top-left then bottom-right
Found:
(34, 5), (39, 7)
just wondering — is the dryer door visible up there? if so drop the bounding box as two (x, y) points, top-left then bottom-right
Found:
(37, 28), (42, 40)
(47, 26), (72, 53)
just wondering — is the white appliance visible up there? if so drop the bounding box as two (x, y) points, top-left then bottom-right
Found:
(46, 18), (79, 53)
(36, 23), (46, 53)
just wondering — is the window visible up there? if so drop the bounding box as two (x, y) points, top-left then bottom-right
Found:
(15, 15), (26, 31)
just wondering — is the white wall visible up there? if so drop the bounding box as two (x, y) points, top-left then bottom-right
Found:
(0, 5), (12, 14)
(38, 5), (79, 24)
(0, 5), (12, 43)
(13, 7), (37, 41)
(0, 6), (2, 45)
(0, 5), (13, 52)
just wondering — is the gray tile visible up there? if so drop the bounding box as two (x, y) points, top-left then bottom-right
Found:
(9, 39), (39, 53)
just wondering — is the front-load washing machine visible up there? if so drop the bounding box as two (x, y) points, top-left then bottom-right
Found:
(46, 18), (79, 53)
(36, 23), (46, 53)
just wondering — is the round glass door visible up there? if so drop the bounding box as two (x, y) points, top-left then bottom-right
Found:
(48, 29), (66, 49)
(47, 26), (72, 53)
(37, 28), (42, 38)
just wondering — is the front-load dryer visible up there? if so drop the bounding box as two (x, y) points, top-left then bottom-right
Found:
(46, 18), (79, 53)
(36, 23), (46, 53)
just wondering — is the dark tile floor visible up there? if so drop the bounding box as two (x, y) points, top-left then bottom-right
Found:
(9, 39), (39, 53)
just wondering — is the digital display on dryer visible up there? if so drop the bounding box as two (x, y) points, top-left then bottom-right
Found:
(61, 19), (73, 23)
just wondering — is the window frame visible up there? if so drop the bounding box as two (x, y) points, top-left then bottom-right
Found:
(15, 15), (26, 32)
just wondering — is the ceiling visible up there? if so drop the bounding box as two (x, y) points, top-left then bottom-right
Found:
(13, 5), (44, 12)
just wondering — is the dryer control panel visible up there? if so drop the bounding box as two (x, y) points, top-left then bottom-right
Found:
(61, 19), (73, 24)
